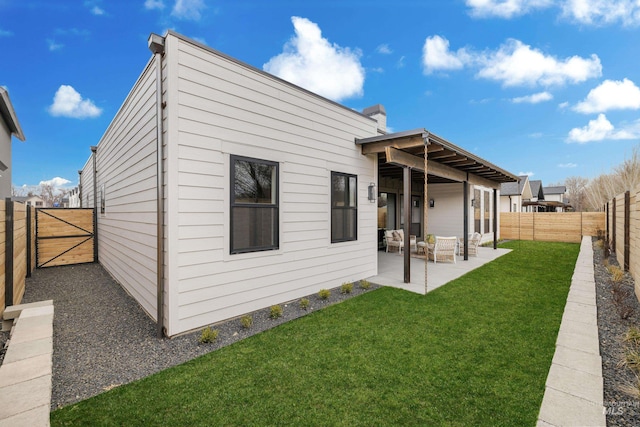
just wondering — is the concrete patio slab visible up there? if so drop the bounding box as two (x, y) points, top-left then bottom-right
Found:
(0, 353), (51, 388)
(561, 308), (597, 326)
(367, 246), (511, 294)
(556, 328), (600, 355)
(559, 319), (600, 341)
(566, 292), (596, 306)
(3, 300), (53, 321)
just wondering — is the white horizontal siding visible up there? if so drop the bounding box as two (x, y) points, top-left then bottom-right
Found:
(427, 183), (464, 237)
(171, 34), (378, 335)
(93, 57), (160, 319)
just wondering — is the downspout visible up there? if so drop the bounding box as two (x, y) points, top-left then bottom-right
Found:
(149, 34), (166, 338)
(78, 170), (83, 208)
(91, 146), (98, 263)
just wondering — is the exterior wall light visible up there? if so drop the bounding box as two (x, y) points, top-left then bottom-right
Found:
(368, 182), (376, 203)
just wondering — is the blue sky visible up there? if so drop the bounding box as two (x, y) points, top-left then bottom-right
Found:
(2, 0), (640, 192)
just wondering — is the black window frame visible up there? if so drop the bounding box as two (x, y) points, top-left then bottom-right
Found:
(230, 155), (279, 254)
(331, 171), (358, 243)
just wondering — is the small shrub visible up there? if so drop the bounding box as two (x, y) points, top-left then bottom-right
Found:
(624, 327), (640, 346)
(620, 349), (640, 373)
(595, 239), (603, 249)
(269, 305), (283, 319)
(359, 279), (371, 290)
(199, 326), (219, 344)
(620, 376), (640, 399)
(341, 282), (353, 294)
(300, 298), (310, 310)
(318, 289), (331, 300)
(240, 315), (253, 329)
(603, 258), (610, 269)
(610, 266), (625, 283)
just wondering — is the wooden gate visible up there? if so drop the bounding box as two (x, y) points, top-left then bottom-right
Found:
(36, 208), (95, 268)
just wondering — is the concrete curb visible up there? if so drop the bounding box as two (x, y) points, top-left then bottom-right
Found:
(537, 236), (605, 427)
(0, 301), (54, 427)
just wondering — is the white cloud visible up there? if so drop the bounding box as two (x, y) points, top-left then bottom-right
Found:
(422, 35), (470, 74)
(567, 113), (640, 143)
(84, 1), (105, 15)
(145, 0), (165, 10)
(562, 0), (640, 26)
(171, 0), (205, 20)
(558, 101), (570, 109)
(511, 91), (553, 103)
(91, 6), (104, 15)
(397, 55), (406, 68)
(370, 67), (384, 73)
(422, 36), (601, 87)
(40, 177), (72, 188)
(376, 44), (392, 54)
(529, 132), (543, 138)
(476, 39), (602, 87)
(47, 39), (63, 51)
(558, 162), (578, 168)
(0, 29), (13, 37)
(519, 171), (535, 176)
(466, 0), (553, 18)
(263, 17), (365, 102)
(573, 78), (640, 113)
(48, 85), (102, 119)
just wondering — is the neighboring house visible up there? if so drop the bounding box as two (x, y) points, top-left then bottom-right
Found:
(542, 186), (569, 212)
(0, 87), (26, 198)
(78, 31), (518, 337)
(12, 195), (46, 207)
(68, 187), (81, 208)
(524, 179), (545, 212)
(499, 175), (532, 212)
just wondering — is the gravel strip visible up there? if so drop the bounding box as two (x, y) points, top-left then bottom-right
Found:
(593, 238), (640, 426)
(21, 263), (379, 410)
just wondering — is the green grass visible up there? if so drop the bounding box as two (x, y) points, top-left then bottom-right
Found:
(52, 240), (578, 427)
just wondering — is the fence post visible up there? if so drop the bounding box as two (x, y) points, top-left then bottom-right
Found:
(606, 202), (609, 242)
(625, 191), (630, 271)
(612, 198), (616, 253)
(5, 198), (13, 306)
(26, 205), (31, 278)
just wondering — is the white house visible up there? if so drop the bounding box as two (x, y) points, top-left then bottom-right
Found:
(79, 31), (517, 337)
(542, 186), (568, 212)
(499, 175), (532, 212)
(0, 87), (26, 198)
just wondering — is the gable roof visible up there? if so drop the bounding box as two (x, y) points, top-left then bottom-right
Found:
(500, 175), (529, 196)
(0, 87), (25, 142)
(543, 186), (566, 195)
(529, 180), (544, 199)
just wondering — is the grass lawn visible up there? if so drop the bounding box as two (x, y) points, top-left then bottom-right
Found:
(52, 240), (579, 426)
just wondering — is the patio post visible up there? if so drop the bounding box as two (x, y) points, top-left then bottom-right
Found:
(403, 166), (411, 284)
(493, 188), (498, 249)
(463, 180), (469, 260)
(424, 140), (428, 293)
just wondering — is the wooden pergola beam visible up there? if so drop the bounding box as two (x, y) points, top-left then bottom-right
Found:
(361, 136), (425, 155)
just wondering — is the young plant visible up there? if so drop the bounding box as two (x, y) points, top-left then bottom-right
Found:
(610, 266), (624, 283)
(341, 282), (353, 294)
(240, 315), (253, 329)
(300, 298), (310, 310)
(318, 289), (331, 300)
(359, 279), (371, 290)
(625, 327), (640, 347)
(269, 305), (283, 319)
(620, 349), (640, 373)
(199, 326), (219, 344)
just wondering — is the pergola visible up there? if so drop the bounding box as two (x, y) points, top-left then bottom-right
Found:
(356, 129), (518, 286)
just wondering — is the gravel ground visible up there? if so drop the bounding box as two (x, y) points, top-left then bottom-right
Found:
(593, 238), (640, 426)
(21, 263), (379, 410)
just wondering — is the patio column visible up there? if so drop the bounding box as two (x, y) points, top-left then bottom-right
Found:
(463, 180), (469, 260)
(424, 143), (428, 293)
(403, 166), (411, 283)
(493, 188), (498, 249)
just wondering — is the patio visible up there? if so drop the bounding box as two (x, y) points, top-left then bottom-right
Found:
(368, 246), (511, 294)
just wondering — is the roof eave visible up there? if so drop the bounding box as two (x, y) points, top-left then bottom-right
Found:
(0, 88), (26, 142)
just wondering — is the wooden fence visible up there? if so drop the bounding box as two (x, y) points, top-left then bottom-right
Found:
(0, 199), (36, 316)
(500, 212), (605, 243)
(606, 188), (639, 299)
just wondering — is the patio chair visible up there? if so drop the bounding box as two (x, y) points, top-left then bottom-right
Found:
(428, 236), (457, 264)
(384, 229), (417, 254)
(457, 232), (482, 256)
